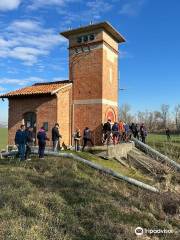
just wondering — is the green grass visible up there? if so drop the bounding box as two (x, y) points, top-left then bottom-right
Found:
(76, 151), (154, 185)
(0, 156), (179, 240)
(147, 134), (180, 163)
(0, 128), (8, 150)
(147, 134), (180, 144)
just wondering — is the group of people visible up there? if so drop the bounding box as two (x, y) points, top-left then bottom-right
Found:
(73, 127), (94, 152)
(15, 123), (61, 161)
(102, 120), (147, 144)
(15, 123), (94, 161)
(15, 125), (35, 161)
(15, 120), (148, 161)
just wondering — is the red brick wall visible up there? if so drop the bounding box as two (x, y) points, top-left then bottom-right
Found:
(69, 31), (119, 144)
(102, 45), (118, 102)
(70, 48), (103, 100)
(8, 96), (57, 145)
(73, 104), (103, 145)
(57, 87), (72, 146)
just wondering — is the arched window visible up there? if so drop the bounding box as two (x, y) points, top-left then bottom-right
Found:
(105, 108), (116, 123)
(24, 112), (36, 129)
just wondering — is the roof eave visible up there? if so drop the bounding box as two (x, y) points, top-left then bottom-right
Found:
(0, 93), (52, 99)
(60, 21), (126, 43)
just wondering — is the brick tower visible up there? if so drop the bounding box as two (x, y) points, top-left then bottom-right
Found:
(61, 22), (125, 144)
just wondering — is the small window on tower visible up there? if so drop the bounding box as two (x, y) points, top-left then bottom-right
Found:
(83, 35), (88, 42)
(77, 36), (82, 43)
(89, 34), (95, 41)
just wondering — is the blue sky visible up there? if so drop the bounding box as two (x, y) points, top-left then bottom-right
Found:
(0, 0), (180, 123)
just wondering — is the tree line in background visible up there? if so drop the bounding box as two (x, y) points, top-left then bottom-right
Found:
(119, 104), (180, 133)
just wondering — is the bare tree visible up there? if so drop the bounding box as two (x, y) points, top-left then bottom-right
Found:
(160, 104), (169, 128)
(119, 104), (133, 123)
(174, 104), (180, 130)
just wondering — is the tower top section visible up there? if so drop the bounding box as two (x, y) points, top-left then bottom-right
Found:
(60, 21), (125, 44)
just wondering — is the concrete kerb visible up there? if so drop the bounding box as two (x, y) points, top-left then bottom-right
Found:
(31, 149), (159, 193)
(1, 147), (159, 193)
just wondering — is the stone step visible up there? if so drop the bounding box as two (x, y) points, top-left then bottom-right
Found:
(127, 148), (171, 177)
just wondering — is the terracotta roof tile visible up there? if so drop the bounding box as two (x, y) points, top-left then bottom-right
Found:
(0, 81), (72, 98)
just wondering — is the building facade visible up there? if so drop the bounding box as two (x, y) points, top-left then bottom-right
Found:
(0, 22), (125, 146)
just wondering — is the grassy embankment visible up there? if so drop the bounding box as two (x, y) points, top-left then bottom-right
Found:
(0, 156), (179, 240)
(0, 128), (8, 150)
(146, 134), (180, 163)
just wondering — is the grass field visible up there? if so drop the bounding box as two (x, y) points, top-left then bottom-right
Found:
(147, 134), (180, 163)
(0, 128), (8, 150)
(0, 156), (179, 240)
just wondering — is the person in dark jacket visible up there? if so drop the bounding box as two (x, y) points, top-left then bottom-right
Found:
(130, 123), (136, 138)
(15, 124), (26, 161)
(52, 123), (62, 151)
(102, 119), (112, 144)
(37, 127), (49, 159)
(166, 128), (171, 141)
(140, 123), (147, 143)
(82, 127), (94, 151)
(25, 127), (34, 160)
(73, 128), (81, 151)
(112, 122), (119, 144)
(135, 124), (139, 139)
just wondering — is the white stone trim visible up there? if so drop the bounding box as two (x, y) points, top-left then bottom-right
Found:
(70, 42), (118, 56)
(73, 98), (118, 107)
(51, 83), (72, 95)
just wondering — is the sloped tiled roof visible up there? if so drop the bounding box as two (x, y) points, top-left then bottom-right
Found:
(0, 81), (72, 98)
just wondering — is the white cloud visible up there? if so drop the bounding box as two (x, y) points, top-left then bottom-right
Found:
(0, 0), (21, 11)
(0, 19), (65, 65)
(29, 0), (80, 10)
(8, 20), (41, 31)
(59, 0), (113, 27)
(0, 76), (67, 86)
(119, 0), (147, 16)
(0, 77), (46, 86)
(86, 0), (112, 15)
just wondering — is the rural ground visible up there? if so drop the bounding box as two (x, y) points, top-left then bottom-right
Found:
(0, 128), (180, 239)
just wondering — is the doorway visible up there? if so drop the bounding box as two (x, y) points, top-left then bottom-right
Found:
(24, 112), (37, 138)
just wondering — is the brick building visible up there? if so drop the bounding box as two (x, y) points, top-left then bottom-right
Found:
(0, 22), (125, 146)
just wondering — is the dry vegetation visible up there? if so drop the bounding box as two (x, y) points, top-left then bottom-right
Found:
(147, 134), (180, 164)
(0, 156), (179, 240)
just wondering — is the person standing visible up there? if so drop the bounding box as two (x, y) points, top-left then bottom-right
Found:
(52, 123), (62, 151)
(15, 124), (27, 161)
(25, 127), (34, 160)
(82, 127), (94, 151)
(135, 124), (139, 139)
(124, 123), (130, 142)
(118, 120), (125, 142)
(166, 128), (171, 141)
(73, 128), (81, 151)
(102, 119), (112, 144)
(130, 123), (136, 138)
(112, 122), (119, 145)
(140, 123), (147, 144)
(37, 127), (49, 159)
